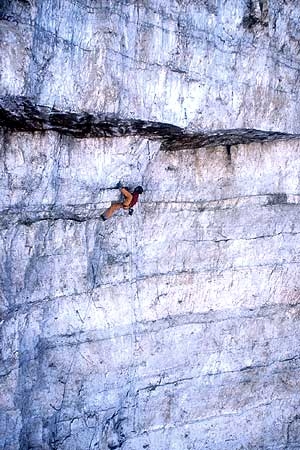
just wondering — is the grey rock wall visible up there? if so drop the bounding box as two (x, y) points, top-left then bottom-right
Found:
(1, 0), (300, 132)
(1, 1), (300, 450)
(1, 133), (300, 449)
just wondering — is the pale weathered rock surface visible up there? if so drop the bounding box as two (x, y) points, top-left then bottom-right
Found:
(1, 133), (300, 450)
(1, 0), (300, 133)
(1, 1), (300, 450)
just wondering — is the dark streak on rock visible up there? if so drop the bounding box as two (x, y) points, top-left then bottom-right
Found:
(1, 95), (300, 150)
(226, 144), (231, 162)
(266, 193), (288, 206)
(0, 95), (182, 140)
(162, 128), (300, 151)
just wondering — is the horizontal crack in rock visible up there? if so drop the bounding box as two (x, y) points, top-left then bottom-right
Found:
(1, 95), (300, 149)
(0, 95), (182, 139)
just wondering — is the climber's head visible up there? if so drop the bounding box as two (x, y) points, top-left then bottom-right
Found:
(134, 186), (144, 194)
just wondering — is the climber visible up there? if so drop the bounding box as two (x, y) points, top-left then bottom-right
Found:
(101, 183), (144, 221)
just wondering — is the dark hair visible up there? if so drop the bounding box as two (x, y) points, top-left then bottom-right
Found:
(134, 186), (143, 194)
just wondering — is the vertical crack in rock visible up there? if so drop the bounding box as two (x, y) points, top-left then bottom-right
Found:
(103, 410), (127, 449)
(87, 224), (106, 289)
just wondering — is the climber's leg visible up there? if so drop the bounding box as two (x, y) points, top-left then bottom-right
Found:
(101, 202), (123, 220)
(101, 188), (133, 221)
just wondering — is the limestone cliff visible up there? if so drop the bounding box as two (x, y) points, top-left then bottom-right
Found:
(1, 1), (300, 449)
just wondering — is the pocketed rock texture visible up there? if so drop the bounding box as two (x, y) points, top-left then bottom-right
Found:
(1, 134), (300, 450)
(1, 1), (300, 450)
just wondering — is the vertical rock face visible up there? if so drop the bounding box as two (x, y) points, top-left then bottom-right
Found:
(0, 1), (300, 450)
(1, 134), (300, 450)
(1, 0), (300, 132)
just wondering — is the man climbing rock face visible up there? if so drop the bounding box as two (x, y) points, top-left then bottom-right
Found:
(101, 185), (144, 221)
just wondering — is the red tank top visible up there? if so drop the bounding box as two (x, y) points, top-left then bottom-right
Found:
(129, 192), (139, 208)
